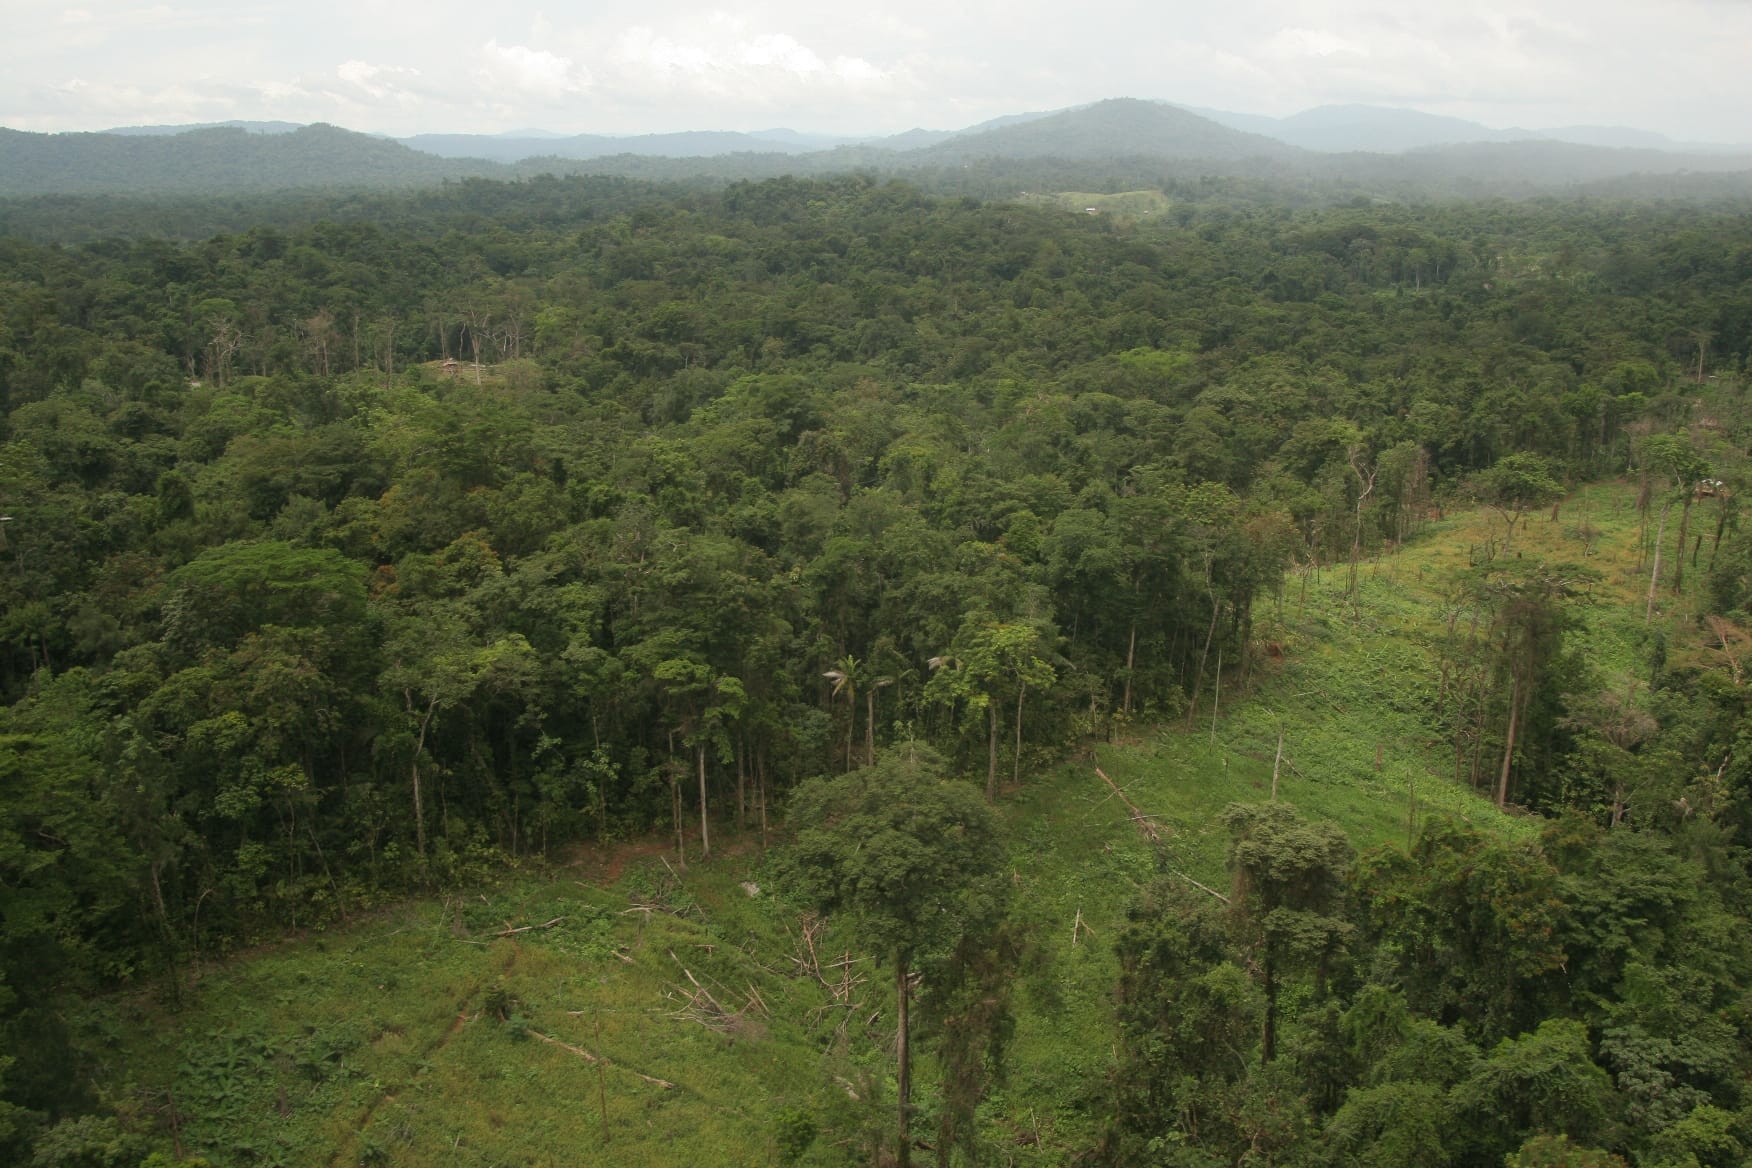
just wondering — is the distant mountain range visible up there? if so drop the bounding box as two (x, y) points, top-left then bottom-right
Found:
(389, 111), (1065, 163)
(384, 102), (1751, 162)
(1, 98), (1746, 200)
(86, 101), (1752, 161)
(1184, 103), (1745, 155)
(103, 120), (306, 136)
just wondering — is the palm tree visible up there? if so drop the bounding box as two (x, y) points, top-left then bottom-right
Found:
(824, 656), (894, 771)
(824, 656), (860, 772)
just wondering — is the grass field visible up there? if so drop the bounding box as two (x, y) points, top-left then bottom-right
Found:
(86, 480), (1688, 1165)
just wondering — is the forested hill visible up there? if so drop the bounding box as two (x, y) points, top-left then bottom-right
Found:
(8, 98), (1752, 199)
(5, 175), (1752, 1164)
(907, 97), (1302, 162)
(0, 123), (496, 196)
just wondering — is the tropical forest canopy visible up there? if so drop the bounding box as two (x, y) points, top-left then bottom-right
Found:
(5, 170), (1752, 1166)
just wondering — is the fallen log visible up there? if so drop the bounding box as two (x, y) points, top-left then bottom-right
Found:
(529, 1030), (676, 1090)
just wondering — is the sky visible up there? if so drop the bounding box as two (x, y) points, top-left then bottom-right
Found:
(6, 0), (1752, 141)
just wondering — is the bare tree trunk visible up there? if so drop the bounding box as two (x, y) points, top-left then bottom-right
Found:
(1013, 682), (1026, 789)
(1646, 498), (1672, 623)
(896, 956), (912, 1168)
(735, 738), (746, 830)
(1469, 663), (1493, 791)
(756, 746), (769, 850)
(1434, 604), (1461, 726)
(1496, 672), (1521, 809)
(1187, 596), (1221, 730)
(866, 687), (878, 767)
(986, 700), (999, 802)
(669, 738), (686, 872)
(1348, 452), (1377, 605)
(1673, 495), (1694, 594)
(1636, 473), (1652, 570)
(1261, 955), (1278, 1064)
(697, 741), (710, 861)
(406, 690), (436, 856)
(1122, 621), (1137, 716)
(1271, 725), (1283, 801)
(1210, 647), (1222, 744)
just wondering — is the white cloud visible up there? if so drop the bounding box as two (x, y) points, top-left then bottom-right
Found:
(3, 0), (1752, 141)
(336, 59), (423, 104)
(36, 75), (241, 125)
(1265, 27), (1369, 59)
(613, 24), (890, 101)
(477, 40), (591, 98)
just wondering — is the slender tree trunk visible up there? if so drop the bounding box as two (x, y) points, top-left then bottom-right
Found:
(1673, 495), (1694, 594)
(1455, 606), (1484, 784)
(1122, 620), (1137, 716)
(866, 687), (877, 767)
(1636, 473), (1652, 570)
(669, 736), (686, 872)
(1271, 725), (1283, 801)
(1261, 955), (1278, 1065)
(736, 738), (746, 830)
(697, 741), (710, 861)
(756, 746), (769, 850)
(1187, 596), (1221, 730)
(896, 955), (912, 1168)
(1434, 604), (1460, 726)
(1238, 602), (1254, 691)
(1013, 682), (1026, 789)
(1407, 771), (1417, 849)
(1493, 507), (1519, 560)
(1646, 498), (1672, 623)
(1496, 672), (1521, 809)
(406, 691), (436, 857)
(986, 700), (999, 802)
(1210, 648), (1222, 743)
(1469, 659), (1493, 791)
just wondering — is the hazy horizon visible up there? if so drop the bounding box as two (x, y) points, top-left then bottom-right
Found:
(7, 1), (1751, 143)
(57, 101), (1745, 150)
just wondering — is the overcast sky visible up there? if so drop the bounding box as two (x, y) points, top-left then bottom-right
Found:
(6, 1), (1751, 141)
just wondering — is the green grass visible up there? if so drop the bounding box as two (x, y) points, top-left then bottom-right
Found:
(93, 858), (873, 1167)
(85, 482), (1683, 1165)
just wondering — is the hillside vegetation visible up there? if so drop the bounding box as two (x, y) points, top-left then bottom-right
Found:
(71, 479), (1729, 1167)
(4, 175), (1752, 1165)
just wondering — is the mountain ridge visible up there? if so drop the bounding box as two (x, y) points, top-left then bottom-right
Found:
(5, 97), (1749, 199)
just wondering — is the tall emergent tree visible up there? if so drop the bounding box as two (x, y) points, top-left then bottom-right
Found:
(777, 748), (1007, 1168)
(1223, 802), (1353, 1064)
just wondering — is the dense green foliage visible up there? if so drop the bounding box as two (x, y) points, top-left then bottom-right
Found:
(5, 171), (1752, 1163)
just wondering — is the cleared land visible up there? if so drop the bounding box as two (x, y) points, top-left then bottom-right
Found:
(86, 482), (1677, 1165)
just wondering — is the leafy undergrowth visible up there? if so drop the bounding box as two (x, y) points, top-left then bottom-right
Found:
(85, 483), (1671, 1165)
(90, 852), (889, 1167)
